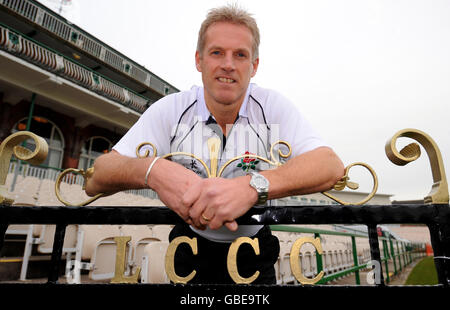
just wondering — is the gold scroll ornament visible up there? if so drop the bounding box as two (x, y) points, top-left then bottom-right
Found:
(136, 139), (292, 178)
(385, 128), (449, 204)
(322, 162), (378, 205)
(136, 139), (379, 205)
(55, 138), (378, 206)
(0, 131), (48, 205)
(55, 166), (102, 206)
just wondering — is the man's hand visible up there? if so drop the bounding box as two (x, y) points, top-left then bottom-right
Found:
(183, 176), (258, 231)
(148, 158), (203, 225)
(180, 147), (344, 232)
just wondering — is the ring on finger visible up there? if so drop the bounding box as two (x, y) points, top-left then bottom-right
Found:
(201, 213), (211, 222)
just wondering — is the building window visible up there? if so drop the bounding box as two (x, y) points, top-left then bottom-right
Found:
(13, 116), (65, 169)
(78, 136), (112, 170)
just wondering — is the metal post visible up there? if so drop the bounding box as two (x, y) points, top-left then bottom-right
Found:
(367, 224), (384, 285)
(314, 233), (323, 278)
(428, 223), (450, 286)
(383, 239), (390, 284)
(407, 243), (412, 264)
(439, 224), (450, 286)
(396, 241), (402, 271)
(406, 242), (409, 265)
(389, 238), (397, 275)
(9, 159), (21, 193)
(404, 242), (408, 266)
(351, 236), (360, 285)
(0, 223), (8, 254)
(25, 93), (36, 131)
(47, 223), (67, 284)
(19, 225), (34, 280)
(400, 241), (405, 269)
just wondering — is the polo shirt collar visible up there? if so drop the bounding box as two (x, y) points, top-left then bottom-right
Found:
(196, 84), (253, 122)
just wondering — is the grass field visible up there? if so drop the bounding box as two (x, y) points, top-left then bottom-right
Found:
(404, 256), (438, 285)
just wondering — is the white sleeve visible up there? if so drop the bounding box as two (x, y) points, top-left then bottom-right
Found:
(113, 97), (173, 158)
(266, 90), (330, 157)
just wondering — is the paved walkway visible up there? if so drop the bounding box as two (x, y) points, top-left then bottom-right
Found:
(325, 259), (420, 286)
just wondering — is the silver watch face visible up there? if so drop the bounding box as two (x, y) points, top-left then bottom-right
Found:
(251, 173), (269, 191)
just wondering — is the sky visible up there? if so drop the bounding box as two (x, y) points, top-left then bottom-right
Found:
(38, 0), (450, 201)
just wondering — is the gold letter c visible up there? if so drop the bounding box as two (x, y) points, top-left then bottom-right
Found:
(165, 236), (197, 284)
(290, 237), (324, 285)
(227, 237), (260, 284)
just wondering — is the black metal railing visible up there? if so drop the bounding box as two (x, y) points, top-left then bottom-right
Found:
(1, 203), (449, 286)
(1, 203), (448, 307)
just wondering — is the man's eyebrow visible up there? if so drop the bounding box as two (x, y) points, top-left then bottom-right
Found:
(207, 46), (250, 53)
(207, 45), (223, 51)
(235, 48), (250, 54)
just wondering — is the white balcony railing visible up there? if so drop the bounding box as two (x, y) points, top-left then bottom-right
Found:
(0, 24), (150, 113)
(0, 0), (177, 96)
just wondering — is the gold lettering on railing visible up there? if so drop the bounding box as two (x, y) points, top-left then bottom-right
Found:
(165, 236), (198, 284)
(227, 237), (260, 284)
(109, 235), (326, 284)
(110, 236), (140, 283)
(290, 237), (324, 285)
(0, 131), (48, 205)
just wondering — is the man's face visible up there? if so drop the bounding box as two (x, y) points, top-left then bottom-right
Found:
(196, 22), (259, 108)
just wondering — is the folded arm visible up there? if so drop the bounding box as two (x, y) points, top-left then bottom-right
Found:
(85, 150), (202, 224)
(261, 146), (345, 199)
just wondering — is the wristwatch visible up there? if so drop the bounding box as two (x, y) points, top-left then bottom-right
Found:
(248, 172), (269, 205)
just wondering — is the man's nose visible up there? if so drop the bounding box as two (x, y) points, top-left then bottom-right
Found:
(221, 53), (235, 71)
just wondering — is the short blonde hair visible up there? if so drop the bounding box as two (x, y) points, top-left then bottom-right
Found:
(196, 4), (260, 61)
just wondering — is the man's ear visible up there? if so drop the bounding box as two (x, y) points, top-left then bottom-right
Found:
(251, 57), (259, 77)
(195, 51), (202, 72)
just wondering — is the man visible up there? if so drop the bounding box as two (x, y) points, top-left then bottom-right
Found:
(86, 5), (344, 284)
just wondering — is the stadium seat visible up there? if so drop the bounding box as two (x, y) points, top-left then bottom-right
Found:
(140, 241), (169, 283)
(65, 225), (122, 283)
(151, 225), (173, 241)
(120, 225), (155, 273)
(88, 236), (132, 281)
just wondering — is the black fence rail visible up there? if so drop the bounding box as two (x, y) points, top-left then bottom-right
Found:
(0, 203), (449, 306)
(1, 203), (449, 284)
